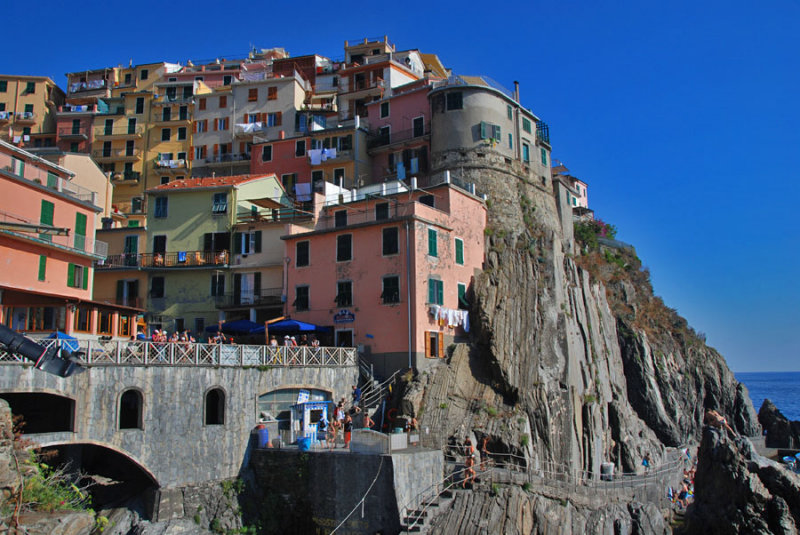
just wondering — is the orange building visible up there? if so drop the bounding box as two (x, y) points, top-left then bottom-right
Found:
(283, 177), (486, 375)
(0, 140), (140, 339)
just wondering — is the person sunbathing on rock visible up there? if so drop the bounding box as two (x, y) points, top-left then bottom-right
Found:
(704, 409), (735, 434)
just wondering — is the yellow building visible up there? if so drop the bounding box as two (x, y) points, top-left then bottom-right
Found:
(0, 75), (65, 147)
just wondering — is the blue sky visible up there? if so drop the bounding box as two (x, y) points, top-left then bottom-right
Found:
(3, 0), (798, 371)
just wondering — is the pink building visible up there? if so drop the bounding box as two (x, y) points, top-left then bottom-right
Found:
(283, 179), (486, 375)
(0, 140), (140, 339)
(366, 80), (432, 184)
(250, 134), (312, 195)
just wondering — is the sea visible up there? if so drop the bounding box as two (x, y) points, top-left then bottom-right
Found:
(736, 372), (800, 422)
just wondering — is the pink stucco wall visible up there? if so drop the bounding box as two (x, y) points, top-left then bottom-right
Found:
(250, 135), (312, 184)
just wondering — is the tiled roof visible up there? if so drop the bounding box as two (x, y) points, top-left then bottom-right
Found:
(147, 174), (261, 192)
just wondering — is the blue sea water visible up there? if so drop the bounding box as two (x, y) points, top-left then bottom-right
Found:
(736, 372), (800, 422)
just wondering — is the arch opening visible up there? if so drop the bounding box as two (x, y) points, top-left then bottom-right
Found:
(119, 389), (143, 429)
(0, 392), (75, 433)
(205, 387), (225, 425)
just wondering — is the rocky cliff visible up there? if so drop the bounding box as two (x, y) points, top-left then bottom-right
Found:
(407, 150), (760, 532)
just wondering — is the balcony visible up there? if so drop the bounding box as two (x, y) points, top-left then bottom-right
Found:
(0, 112), (10, 123)
(94, 125), (144, 139)
(367, 124), (430, 151)
(92, 148), (142, 162)
(111, 170), (141, 183)
(57, 127), (89, 140)
(0, 209), (104, 259)
(233, 123), (268, 138)
(214, 288), (282, 309)
(95, 250), (230, 269)
(94, 296), (144, 309)
(536, 121), (550, 147)
(152, 115), (191, 126)
(59, 104), (95, 114)
(154, 159), (188, 171)
(206, 153), (251, 165)
(15, 112), (36, 124)
(68, 79), (108, 95)
(153, 95), (194, 106)
(238, 206), (313, 224)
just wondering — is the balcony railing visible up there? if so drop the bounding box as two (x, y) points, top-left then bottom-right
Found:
(15, 112), (36, 123)
(154, 159), (187, 170)
(536, 121), (550, 145)
(237, 206), (314, 224)
(57, 127), (89, 139)
(94, 125), (144, 138)
(92, 149), (141, 161)
(214, 287), (282, 308)
(0, 340), (356, 368)
(153, 95), (194, 105)
(233, 123), (268, 137)
(96, 250), (230, 269)
(111, 170), (141, 182)
(0, 112), (12, 122)
(0, 153), (98, 205)
(68, 80), (107, 94)
(0, 209), (104, 257)
(206, 153), (251, 164)
(367, 124), (430, 150)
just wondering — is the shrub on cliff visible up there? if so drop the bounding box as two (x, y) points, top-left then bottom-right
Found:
(574, 219), (617, 251)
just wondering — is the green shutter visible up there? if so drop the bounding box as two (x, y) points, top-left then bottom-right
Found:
(254, 231), (262, 253)
(541, 148), (547, 165)
(437, 280), (443, 305)
(47, 172), (58, 188)
(75, 213), (87, 236)
(455, 239), (464, 265)
(508, 133), (513, 149)
(480, 121), (487, 139)
(67, 263), (75, 287)
(493, 125), (501, 140)
(234, 232), (242, 254)
(458, 283), (466, 302)
(40, 200), (54, 225)
(38, 256), (46, 281)
(428, 229), (437, 257)
(83, 267), (89, 290)
(428, 278), (435, 304)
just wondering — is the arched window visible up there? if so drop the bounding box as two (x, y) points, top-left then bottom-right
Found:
(205, 387), (225, 425)
(119, 389), (143, 429)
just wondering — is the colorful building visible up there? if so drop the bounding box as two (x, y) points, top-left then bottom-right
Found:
(283, 177), (486, 375)
(0, 75), (64, 148)
(0, 140), (139, 339)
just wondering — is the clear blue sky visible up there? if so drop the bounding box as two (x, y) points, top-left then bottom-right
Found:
(4, 0), (798, 371)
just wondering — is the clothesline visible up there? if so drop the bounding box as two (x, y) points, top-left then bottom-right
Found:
(428, 305), (470, 332)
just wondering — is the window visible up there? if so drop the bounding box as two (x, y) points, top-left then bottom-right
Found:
(261, 145), (272, 161)
(382, 275), (400, 304)
(248, 88), (258, 102)
(419, 194), (434, 208)
(211, 274), (225, 296)
(150, 276), (165, 298)
(196, 120), (207, 133)
(541, 147), (548, 166)
(333, 168), (345, 187)
(375, 202), (389, 220)
(119, 389), (143, 429)
(177, 127), (187, 140)
(458, 283), (469, 310)
(0, 103), (5, 111)
(334, 210), (347, 228)
(98, 310), (113, 335)
(296, 241), (310, 267)
(267, 112), (282, 126)
(295, 139), (306, 157)
(335, 281), (353, 307)
(522, 118), (532, 133)
(380, 101), (390, 118)
(140, 69), (149, 80)
(480, 121), (501, 140)
(428, 278), (443, 305)
(455, 238), (464, 265)
(426, 331), (444, 358)
(38, 256), (46, 281)
(124, 73), (132, 85)
(40, 200), (54, 241)
(179, 106), (188, 120)
(74, 213), (87, 251)
(428, 228), (438, 257)
(413, 116), (424, 137)
(154, 197), (168, 218)
(337, 234), (352, 262)
(268, 86), (277, 100)
(0, 81), (6, 92)
(135, 97), (144, 114)
(446, 92), (463, 111)
(67, 264), (87, 289)
(281, 173), (297, 193)
(198, 98), (206, 111)
(205, 388), (225, 425)
(522, 142), (530, 163)
(24, 81), (35, 94)
(219, 95), (227, 108)
(161, 128), (171, 141)
(24, 104), (33, 113)
(235, 230), (261, 255)
(294, 286), (309, 311)
(382, 227), (399, 255)
(212, 192), (228, 214)
(161, 107), (171, 122)
(507, 105), (513, 120)
(223, 75), (232, 86)
(508, 133), (513, 149)
(215, 118), (229, 130)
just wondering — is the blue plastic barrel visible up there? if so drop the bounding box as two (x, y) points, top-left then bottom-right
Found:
(298, 437), (311, 451)
(257, 427), (269, 449)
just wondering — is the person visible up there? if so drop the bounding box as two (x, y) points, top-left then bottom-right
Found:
(363, 411), (375, 430)
(328, 419), (339, 450)
(704, 409), (735, 434)
(318, 416), (328, 446)
(270, 337), (278, 347)
(299, 335), (309, 346)
(311, 336), (320, 348)
(283, 335), (292, 347)
(290, 336), (298, 347)
(343, 413), (353, 449)
(463, 439), (476, 488)
(642, 453), (651, 471)
(480, 436), (490, 469)
(352, 384), (362, 407)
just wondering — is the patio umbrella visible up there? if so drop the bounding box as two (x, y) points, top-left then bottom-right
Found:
(262, 319), (331, 333)
(46, 331), (80, 353)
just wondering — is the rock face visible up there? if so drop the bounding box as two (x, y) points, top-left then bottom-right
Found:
(408, 149), (761, 532)
(682, 426), (800, 534)
(759, 399), (800, 449)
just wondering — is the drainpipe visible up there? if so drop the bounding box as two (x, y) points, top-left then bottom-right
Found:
(405, 220), (412, 369)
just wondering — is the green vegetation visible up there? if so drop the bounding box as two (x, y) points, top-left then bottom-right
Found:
(491, 483), (500, 496)
(520, 434), (530, 448)
(7, 451), (91, 515)
(439, 402), (449, 409)
(573, 219), (617, 251)
(583, 394), (597, 404)
(522, 482), (532, 493)
(485, 406), (499, 417)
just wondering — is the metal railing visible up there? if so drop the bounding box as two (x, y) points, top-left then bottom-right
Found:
(57, 127), (89, 138)
(15, 112), (36, 122)
(0, 340), (357, 368)
(92, 148), (141, 159)
(367, 124), (430, 150)
(213, 288), (282, 308)
(95, 250), (229, 269)
(94, 125), (144, 137)
(154, 159), (187, 169)
(206, 153), (251, 164)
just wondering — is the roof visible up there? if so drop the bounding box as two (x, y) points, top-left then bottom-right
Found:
(146, 174), (268, 193)
(419, 54), (448, 78)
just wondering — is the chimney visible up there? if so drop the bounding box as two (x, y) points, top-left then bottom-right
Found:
(513, 81), (520, 103)
(279, 130), (285, 139)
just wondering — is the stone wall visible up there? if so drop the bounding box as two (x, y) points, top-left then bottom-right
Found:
(0, 363), (358, 488)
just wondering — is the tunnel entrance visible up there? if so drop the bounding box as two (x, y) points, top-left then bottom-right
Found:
(38, 443), (158, 518)
(0, 392), (75, 433)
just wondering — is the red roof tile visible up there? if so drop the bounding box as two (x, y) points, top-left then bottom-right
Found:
(146, 174), (269, 192)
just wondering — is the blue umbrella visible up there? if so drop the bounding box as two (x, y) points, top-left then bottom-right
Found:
(263, 319), (330, 333)
(46, 331), (80, 353)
